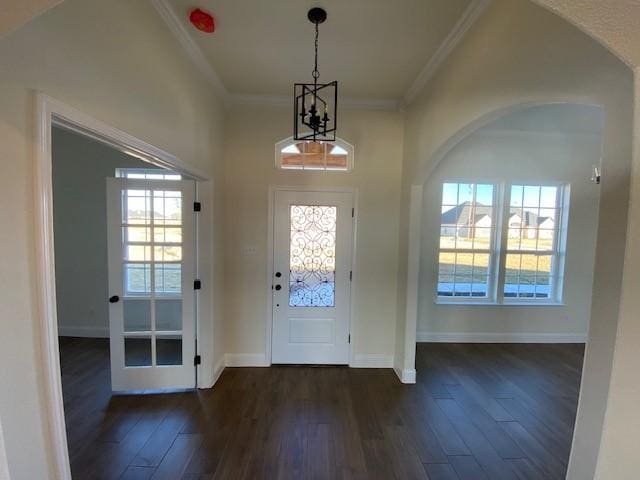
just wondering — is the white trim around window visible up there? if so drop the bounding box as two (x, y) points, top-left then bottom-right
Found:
(435, 180), (570, 306)
(275, 136), (354, 172)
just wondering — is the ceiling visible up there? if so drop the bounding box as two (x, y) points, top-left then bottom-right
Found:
(166, 0), (473, 102)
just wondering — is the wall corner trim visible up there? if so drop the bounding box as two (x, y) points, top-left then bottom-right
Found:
(403, 0), (491, 105)
(150, 0), (230, 107)
(224, 353), (270, 367)
(204, 355), (226, 389)
(394, 367), (417, 384)
(351, 354), (394, 368)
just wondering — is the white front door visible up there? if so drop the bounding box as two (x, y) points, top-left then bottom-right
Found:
(271, 189), (354, 364)
(106, 178), (196, 391)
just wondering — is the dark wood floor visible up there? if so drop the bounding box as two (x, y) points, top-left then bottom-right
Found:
(60, 337), (584, 480)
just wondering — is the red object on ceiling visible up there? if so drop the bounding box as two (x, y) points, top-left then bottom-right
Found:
(189, 8), (215, 33)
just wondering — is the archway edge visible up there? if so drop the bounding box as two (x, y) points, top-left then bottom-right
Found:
(530, 0), (640, 68)
(412, 100), (604, 187)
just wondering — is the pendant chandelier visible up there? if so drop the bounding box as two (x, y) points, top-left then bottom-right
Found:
(294, 7), (338, 142)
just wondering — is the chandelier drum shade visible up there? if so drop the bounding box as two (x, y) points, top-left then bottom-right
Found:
(294, 7), (338, 142)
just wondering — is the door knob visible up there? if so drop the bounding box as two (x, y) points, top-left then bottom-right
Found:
(109, 295), (120, 303)
(275, 272), (282, 278)
(275, 285), (282, 291)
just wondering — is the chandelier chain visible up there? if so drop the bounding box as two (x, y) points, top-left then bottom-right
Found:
(312, 22), (320, 81)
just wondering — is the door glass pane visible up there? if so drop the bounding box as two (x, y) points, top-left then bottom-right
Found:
(119, 184), (187, 372)
(153, 190), (182, 225)
(289, 205), (337, 307)
(124, 263), (151, 295)
(156, 336), (182, 366)
(154, 245), (182, 262)
(125, 226), (150, 243)
(124, 336), (152, 366)
(154, 263), (181, 295)
(154, 227), (182, 243)
(156, 299), (182, 331)
(123, 299), (151, 332)
(125, 245), (151, 261)
(123, 190), (151, 224)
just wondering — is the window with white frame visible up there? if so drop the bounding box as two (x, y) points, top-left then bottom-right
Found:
(437, 182), (569, 304)
(116, 168), (181, 180)
(438, 183), (497, 299)
(504, 185), (567, 301)
(275, 137), (353, 171)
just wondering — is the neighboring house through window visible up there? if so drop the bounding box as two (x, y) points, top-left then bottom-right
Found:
(437, 182), (569, 304)
(438, 183), (497, 299)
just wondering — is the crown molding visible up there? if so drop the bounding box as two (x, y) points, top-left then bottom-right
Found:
(151, 0), (230, 107)
(153, 0), (488, 111)
(403, 0), (491, 106)
(229, 94), (401, 111)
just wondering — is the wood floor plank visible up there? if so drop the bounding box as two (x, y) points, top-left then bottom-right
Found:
(60, 338), (583, 480)
(382, 425), (431, 480)
(500, 421), (567, 479)
(416, 393), (471, 456)
(424, 462), (460, 480)
(448, 369), (514, 422)
(436, 399), (519, 480)
(130, 396), (195, 468)
(119, 466), (155, 480)
(151, 433), (202, 480)
(448, 456), (489, 480)
(507, 457), (549, 480)
(445, 384), (525, 459)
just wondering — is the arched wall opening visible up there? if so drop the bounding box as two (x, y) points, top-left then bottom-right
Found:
(393, 4), (634, 479)
(409, 103), (606, 475)
(400, 98), (631, 480)
(418, 103), (604, 338)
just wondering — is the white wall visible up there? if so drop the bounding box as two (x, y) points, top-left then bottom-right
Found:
(222, 105), (404, 366)
(593, 68), (640, 480)
(394, 1), (633, 479)
(418, 104), (603, 342)
(0, 416), (9, 480)
(488, 5), (640, 475)
(0, 0), (61, 38)
(0, 0), (226, 477)
(52, 126), (162, 337)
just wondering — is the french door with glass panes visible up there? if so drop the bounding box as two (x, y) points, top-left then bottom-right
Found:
(106, 178), (196, 391)
(271, 190), (354, 364)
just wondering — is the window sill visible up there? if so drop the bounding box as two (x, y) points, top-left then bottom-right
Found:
(435, 300), (565, 307)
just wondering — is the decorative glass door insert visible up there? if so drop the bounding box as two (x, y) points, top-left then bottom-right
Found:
(289, 205), (337, 307)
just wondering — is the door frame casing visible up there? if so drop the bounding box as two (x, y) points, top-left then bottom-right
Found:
(34, 93), (215, 480)
(266, 185), (358, 366)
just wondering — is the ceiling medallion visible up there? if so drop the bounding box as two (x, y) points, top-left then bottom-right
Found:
(293, 7), (338, 142)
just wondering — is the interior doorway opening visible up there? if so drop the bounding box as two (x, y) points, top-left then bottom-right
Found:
(52, 124), (202, 474)
(408, 104), (605, 478)
(35, 95), (216, 478)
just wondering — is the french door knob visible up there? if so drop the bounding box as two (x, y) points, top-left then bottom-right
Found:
(109, 295), (120, 303)
(275, 285), (282, 291)
(275, 272), (282, 278)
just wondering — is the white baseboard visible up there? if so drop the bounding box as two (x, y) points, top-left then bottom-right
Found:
(210, 355), (226, 387)
(350, 354), (394, 368)
(416, 331), (588, 343)
(394, 367), (417, 384)
(58, 325), (109, 338)
(224, 353), (269, 367)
